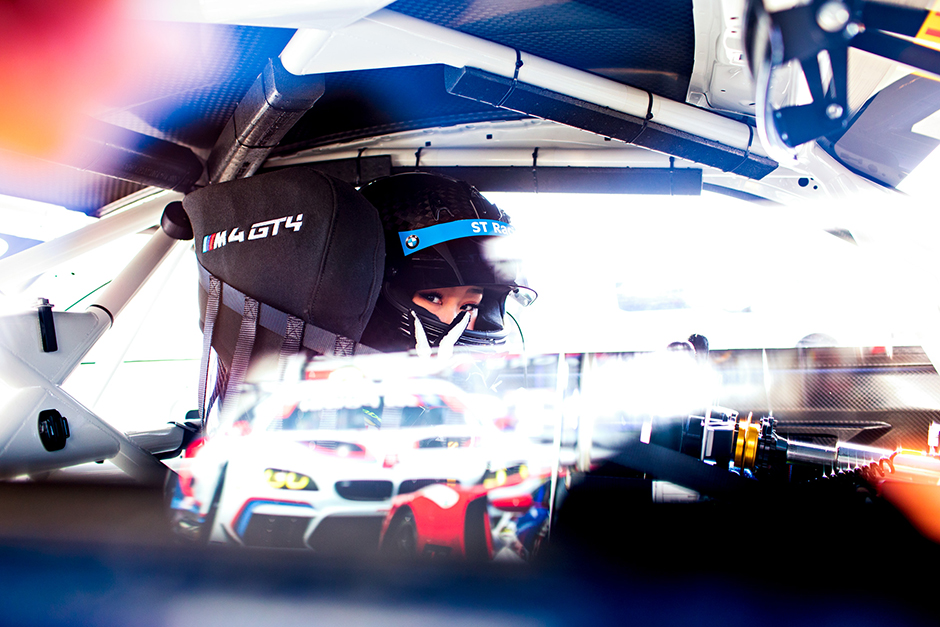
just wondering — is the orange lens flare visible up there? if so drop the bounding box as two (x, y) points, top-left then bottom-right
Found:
(880, 482), (940, 544)
(0, 0), (165, 157)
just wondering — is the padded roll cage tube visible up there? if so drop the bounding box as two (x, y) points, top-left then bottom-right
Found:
(444, 67), (775, 180)
(7, 116), (202, 194)
(2, 42), (326, 194)
(278, 9), (777, 179)
(5, 4), (370, 194)
(390, 166), (703, 195)
(59, 117), (204, 193)
(207, 57), (325, 183)
(269, 152), (706, 196)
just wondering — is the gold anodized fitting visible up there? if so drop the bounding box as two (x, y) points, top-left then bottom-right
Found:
(734, 412), (761, 470)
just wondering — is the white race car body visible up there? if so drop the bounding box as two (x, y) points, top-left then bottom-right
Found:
(178, 375), (525, 551)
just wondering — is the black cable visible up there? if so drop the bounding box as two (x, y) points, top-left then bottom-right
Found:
(505, 311), (527, 388)
(531, 147), (539, 193)
(628, 91), (655, 144)
(497, 49), (525, 108)
(355, 147), (367, 186)
(729, 124), (755, 174)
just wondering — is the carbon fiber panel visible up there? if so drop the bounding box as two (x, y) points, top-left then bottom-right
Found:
(388, 0), (695, 102)
(276, 65), (526, 154)
(0, 150), (144, 215)
(99, 23), (296, 151)
(280, 0), (696, 152)
(714, 347), (940, 450)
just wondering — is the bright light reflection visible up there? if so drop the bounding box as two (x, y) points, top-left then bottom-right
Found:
(0, 231), (150, 315)
(487, 191), (895, 352)
(0, 194), (95, 241)
(590, 352), (720, 420)
(897, 143), (940, 198)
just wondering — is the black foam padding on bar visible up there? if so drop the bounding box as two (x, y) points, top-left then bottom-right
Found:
(394, 166), (702, 195)
(444, 66), (777, 180)
(161, 201), (194, 241)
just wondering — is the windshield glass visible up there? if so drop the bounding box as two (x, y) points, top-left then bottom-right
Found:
(488, 190), (918, 353)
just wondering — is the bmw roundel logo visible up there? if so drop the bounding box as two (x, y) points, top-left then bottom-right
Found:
(405, 234), (419, 249)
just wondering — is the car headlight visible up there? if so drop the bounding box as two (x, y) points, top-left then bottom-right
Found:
(483, 468), (507, 489)
(414, 436), (471, 448)
(264, 468), (318, 491)
(482, 464), (528, 489)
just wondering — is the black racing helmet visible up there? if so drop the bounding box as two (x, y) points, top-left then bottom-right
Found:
(359, 172), (536, 353)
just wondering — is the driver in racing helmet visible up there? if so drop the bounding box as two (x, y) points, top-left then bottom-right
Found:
(358, 172), (536, 353)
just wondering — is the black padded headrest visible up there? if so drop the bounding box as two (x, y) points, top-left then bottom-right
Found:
(183, 166), (385, 342)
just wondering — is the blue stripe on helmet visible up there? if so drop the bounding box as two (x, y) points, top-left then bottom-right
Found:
(398, 219), (515, 256)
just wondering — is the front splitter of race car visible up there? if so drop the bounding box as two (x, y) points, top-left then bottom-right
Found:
(218, 496), (390, 553)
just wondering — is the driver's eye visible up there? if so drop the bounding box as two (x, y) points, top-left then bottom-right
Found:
(417, 291), (443, 305)
(461, 302), (480, 312)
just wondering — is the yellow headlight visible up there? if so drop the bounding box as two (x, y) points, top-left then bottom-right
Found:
(285, 473), (309, 490)
(264, 468), (317, 490)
